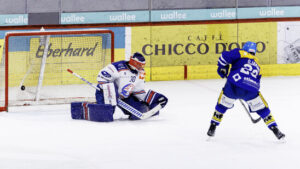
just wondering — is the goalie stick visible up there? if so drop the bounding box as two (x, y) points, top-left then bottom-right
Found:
(67, 69), (162, 120)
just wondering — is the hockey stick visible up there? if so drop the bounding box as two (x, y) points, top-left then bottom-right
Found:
(67, 69), (162, 120)
(238, 99), (261, 123)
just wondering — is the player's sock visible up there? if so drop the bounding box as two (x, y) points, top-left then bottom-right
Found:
(207, 111), (224, 137)
(263, 114), (285, 140)
(263, 113), (277, 128)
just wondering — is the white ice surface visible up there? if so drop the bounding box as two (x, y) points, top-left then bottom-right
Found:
(1, 76), (300, 169)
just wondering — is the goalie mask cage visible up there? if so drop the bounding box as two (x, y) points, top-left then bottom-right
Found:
(0, 29), (114, 111)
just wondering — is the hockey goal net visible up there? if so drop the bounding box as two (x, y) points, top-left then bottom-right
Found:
(0, 29), (114, 111)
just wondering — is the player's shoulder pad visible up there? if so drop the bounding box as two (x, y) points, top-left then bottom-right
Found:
(222, 48), (240, 58)
(230, 48), (240, 55)
(111, 60), (129, 72)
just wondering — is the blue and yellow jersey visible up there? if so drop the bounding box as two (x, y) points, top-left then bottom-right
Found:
(218, 48), (261, 92)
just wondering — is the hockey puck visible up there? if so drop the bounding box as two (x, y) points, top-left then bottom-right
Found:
(21, 85), (25, 91)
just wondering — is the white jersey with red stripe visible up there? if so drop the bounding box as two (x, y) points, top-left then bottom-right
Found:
(97, 60), (148, 101)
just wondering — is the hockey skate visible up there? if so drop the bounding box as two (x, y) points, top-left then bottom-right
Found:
(207, 122), (217, 137)
(270, 126), (285, 140)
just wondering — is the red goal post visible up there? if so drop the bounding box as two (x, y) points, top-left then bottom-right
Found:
(0, 29), (114, 111)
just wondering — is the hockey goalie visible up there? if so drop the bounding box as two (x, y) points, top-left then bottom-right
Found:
(70, 52), (168, 122)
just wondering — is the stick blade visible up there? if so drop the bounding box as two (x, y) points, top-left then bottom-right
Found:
(140, 104), (162, 119)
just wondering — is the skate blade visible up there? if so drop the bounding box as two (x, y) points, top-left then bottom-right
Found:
(206, 136), (214, 142)
(278, 136), (286, 143)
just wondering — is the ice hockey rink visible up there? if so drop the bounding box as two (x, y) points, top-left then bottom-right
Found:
(0, 76), (299, 169)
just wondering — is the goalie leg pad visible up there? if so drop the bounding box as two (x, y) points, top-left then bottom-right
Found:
(88, 104), (115, 122)
(71, 102), (115, 122)
(71, 102), (84, 119)
(119, 96), (150, 120)
(95, 87), (105, 104)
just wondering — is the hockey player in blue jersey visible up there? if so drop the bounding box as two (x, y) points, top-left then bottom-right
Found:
(207, 41), (285, 140)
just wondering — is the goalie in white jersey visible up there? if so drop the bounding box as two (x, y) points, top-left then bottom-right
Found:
(95, 52), (168, 120)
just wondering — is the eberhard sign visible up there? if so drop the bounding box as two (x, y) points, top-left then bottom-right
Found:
(35, 42), (99, 58)
(29, 36), (103, 63)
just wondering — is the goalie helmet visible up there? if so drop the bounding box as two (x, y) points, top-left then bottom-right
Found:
(128, 52), (145, 71)
(242, 41), (257, 55)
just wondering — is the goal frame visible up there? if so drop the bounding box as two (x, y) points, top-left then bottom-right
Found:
(0, 29), (114, 112)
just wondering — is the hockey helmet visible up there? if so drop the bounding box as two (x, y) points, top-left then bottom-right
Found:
(128, 52), (145, 71)
(242, 41), (257, 55)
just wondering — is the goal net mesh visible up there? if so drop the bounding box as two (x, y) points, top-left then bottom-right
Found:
(0, 29), (113, 110)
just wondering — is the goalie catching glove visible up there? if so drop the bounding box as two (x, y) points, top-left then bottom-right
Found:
(144, 90), (168, 108)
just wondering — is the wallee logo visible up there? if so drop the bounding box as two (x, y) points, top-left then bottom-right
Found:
(160, 11), (187, 20)
(35, 42), (98, 58)
(259, 8), (284, 17)
(61, 14), (85, 23)
(109, 13), (136, 21)
(210, 10), (236, 18)
(5, 15), (27, 25)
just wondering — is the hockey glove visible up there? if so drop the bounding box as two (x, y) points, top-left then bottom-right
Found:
(217, 65), (229, 78)
(144, 90), (168, 108)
